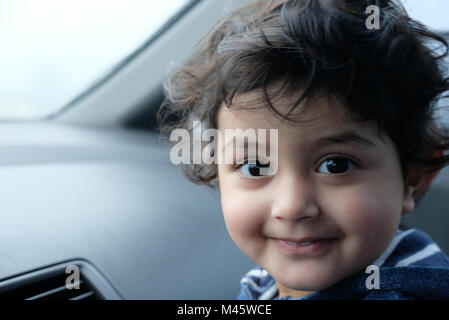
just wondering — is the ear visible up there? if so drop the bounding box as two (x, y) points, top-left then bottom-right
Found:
(402, 151), (443, 214)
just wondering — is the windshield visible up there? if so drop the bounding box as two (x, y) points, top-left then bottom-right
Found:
(1, 0), (449, 122)
(0, 0), (193, 120)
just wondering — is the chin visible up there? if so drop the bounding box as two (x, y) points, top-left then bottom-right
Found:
(276, 270), (342, 292)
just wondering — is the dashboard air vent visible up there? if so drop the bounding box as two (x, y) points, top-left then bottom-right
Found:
(0, 260), (121, 300)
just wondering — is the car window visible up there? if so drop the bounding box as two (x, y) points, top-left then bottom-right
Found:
(402, 0), (449, 127)
(0, 0), (193, 120)
(402, 0), (449, 33)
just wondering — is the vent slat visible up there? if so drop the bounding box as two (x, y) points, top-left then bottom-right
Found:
(70, 291), (94, 300)
(26, 284), (68, 300)
(0, 262), (113, 300)
(25, 280), (83, 300)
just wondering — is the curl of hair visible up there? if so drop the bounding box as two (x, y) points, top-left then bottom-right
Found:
(157, 0), (449, 188)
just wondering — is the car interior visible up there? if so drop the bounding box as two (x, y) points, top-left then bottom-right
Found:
(0, 0), (448, 300)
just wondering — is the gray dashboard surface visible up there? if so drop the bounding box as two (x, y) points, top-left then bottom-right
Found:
(0, 122), (254, 299)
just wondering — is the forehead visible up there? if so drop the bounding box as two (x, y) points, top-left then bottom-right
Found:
(217, 90), (383, 144)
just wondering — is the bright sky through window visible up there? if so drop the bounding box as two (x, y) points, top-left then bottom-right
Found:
(0, 0), (191, 119)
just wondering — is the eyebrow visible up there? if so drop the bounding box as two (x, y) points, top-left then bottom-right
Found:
(219, 130), (377, 154)
(315, 131), (377, 148)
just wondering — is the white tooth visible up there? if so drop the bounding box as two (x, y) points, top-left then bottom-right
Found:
(299, 241), (313, 246)
(287, 241), (297, 245)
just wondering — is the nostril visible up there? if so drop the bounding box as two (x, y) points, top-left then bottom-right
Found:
(271, 204), (320, 221)
(270, 185), (320, 220)
(273, 212), (318, 221)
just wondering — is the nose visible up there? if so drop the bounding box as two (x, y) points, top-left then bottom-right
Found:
(270, 171), (320, 221)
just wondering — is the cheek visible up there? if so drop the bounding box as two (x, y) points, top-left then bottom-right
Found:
(221, 190), (266, 241)
(333, 188), (403, 243)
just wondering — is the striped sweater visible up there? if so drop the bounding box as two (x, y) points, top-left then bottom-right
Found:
(237, 229), (449, 300)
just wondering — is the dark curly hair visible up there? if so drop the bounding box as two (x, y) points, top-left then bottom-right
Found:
(157, 0), (449, 189)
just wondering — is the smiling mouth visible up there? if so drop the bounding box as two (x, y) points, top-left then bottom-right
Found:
(272, 237), (339, 255)
(278, 236), (338, 244)
(286, 240), (315, 247)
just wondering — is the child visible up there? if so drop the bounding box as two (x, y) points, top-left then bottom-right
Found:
(158, 0), (449, 299)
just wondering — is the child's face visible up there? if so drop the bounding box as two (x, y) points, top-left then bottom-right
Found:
(216, 90), (414, 298)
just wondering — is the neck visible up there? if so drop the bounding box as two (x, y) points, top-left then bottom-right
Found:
(276, 281), (313, 298)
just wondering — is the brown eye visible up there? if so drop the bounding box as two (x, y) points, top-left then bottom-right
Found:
(317, 157), (355, 175)
(238, 159), (270, 178)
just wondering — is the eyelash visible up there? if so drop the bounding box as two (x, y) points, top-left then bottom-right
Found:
(234, 159), (268, 166)
(316, 153), (361, 175)
(234, 159), (271, 179)
(233, 153), (361, 178)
